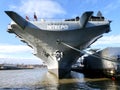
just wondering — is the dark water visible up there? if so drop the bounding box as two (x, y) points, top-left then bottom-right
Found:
(0, 68), (120, 90)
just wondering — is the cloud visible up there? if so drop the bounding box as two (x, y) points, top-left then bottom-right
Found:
(0, 44), (42, 64)
(0, 57), (42, 64)
(0, 44), (32, 53)
(0, 44), (40, 60)
(103, 0), (120, 14)
(9, 0), (66, 18)
(92, 35), (120, 48)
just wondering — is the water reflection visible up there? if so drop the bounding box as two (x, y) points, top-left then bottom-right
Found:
(0, 68), (120, 89)
(87, 79), (120, 90)
(0, 68), (47, 88)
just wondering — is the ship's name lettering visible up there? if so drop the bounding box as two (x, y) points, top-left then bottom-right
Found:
(47, 25), (68, 30)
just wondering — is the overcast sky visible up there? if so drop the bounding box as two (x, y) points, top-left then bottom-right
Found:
(0, 0), (120, 64)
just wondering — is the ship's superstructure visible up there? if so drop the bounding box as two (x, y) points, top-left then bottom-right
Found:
(5, 11), (111, 78)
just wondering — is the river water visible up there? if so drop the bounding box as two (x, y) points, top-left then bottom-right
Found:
(0, 68), (120, 90)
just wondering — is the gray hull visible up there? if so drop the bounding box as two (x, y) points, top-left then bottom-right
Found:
(5, 11), (111, 78)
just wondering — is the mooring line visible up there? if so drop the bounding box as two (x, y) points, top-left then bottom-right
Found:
(59, 41), (119, 62)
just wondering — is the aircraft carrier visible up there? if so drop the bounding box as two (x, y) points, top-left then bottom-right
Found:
(5, 11), (111, 78)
